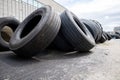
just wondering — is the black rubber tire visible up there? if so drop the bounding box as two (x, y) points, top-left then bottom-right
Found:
(110, 34), (119, 39)
(81, 19), (103, 43)
(80, 19), (98, 40)
(9, 6), (61, 58)
(60, 10), (95, 51)
(91, 20), (103, 42)
(105, 32), (112, 40)
(103, 32), (108, 40)
(99, 34), (106, 43)
(0, 17), (20, 51)
(115, 32), (120, 39)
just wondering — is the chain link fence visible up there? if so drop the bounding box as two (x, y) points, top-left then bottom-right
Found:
(0, 0), (43, 21)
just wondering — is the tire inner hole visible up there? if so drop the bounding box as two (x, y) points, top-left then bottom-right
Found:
(1, 26), (13, 42)
(20, 15), (42, 38)
(73, 17), (87, 34)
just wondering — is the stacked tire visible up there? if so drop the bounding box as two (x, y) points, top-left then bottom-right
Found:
(0, 17), (20, 51)
(98, 31), (112, 43)
(80, 19), (103, 43)
(80, 19), (114, 43)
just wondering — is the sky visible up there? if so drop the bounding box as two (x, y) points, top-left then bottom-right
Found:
(54, 0), (120, 31)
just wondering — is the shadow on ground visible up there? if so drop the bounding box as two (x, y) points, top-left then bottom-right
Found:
(0, 50), (93, 67)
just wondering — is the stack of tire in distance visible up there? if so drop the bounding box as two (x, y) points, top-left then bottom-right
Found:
(0, 6), (112, 58)
(112, 32), (120, 39)
(80, 19), (112, 43)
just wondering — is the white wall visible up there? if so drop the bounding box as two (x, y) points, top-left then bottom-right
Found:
(0, 0), (65, 21)
(38, 0), (65, 13)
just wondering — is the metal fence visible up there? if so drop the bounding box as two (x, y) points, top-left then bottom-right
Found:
(0, 0), (43, 21)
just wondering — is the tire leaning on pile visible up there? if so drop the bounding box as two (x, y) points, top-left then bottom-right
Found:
(59, 10), (95, 51)
(0, 17), (20, 51)
(80, 19), (103, 43)
(91, 20), (103, 43)
(105, 32), (112, 40)
(98, 32), (108, 43)
(80, 19), (98, 41)
(9, 6), (61, 58)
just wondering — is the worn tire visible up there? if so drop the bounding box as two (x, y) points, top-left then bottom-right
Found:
(105, 32), (112, 40)
(60, 10), (95, 51)
(80, 19), (98, 40)
(99, 34), (106, 43)
(81, 19), (103, 43)
(91, 20), (103, 42)
(10, 6), (61, 57)
(103, 32), (108, 40)
(0, 17), (20, 51)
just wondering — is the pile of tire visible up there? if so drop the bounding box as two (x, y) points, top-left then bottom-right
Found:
(80, 19), (103, 43)
(98, 31), (112, 43)
(114, 32), (120, 39)
(0, 5), (99, 58)
(80, 19), (113, 43)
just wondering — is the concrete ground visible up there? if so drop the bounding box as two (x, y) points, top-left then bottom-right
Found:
(0, 39), (120, 80)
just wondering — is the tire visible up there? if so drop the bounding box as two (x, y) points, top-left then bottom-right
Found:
(91, 20), (103, 43)
(105, 32), (112, 40)
(60, 10), (95, 51)
(81, 19), (103, 43)
(0, 17), (20, 51)
(103, 32), (108, 40)
(115, 34), (120, 39)
(111, 34), (119, 39)
(9, 6), (61, 58)
(80, 19), (98, 40)
(99, 34), (106, 43)
(50, 29), (74, 52)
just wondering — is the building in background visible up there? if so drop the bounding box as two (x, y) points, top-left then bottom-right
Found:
(0, 0), (65, 21)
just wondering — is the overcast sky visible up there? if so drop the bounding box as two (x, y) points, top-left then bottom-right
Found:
(54, 0), (120, 31)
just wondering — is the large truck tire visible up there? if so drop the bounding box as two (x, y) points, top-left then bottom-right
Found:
(9, 6), (61, 58)
(60, 10), (95, 51)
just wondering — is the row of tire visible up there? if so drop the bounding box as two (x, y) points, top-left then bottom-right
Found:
(111, 32), (120, 39)
(0, 6), (112, 58)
